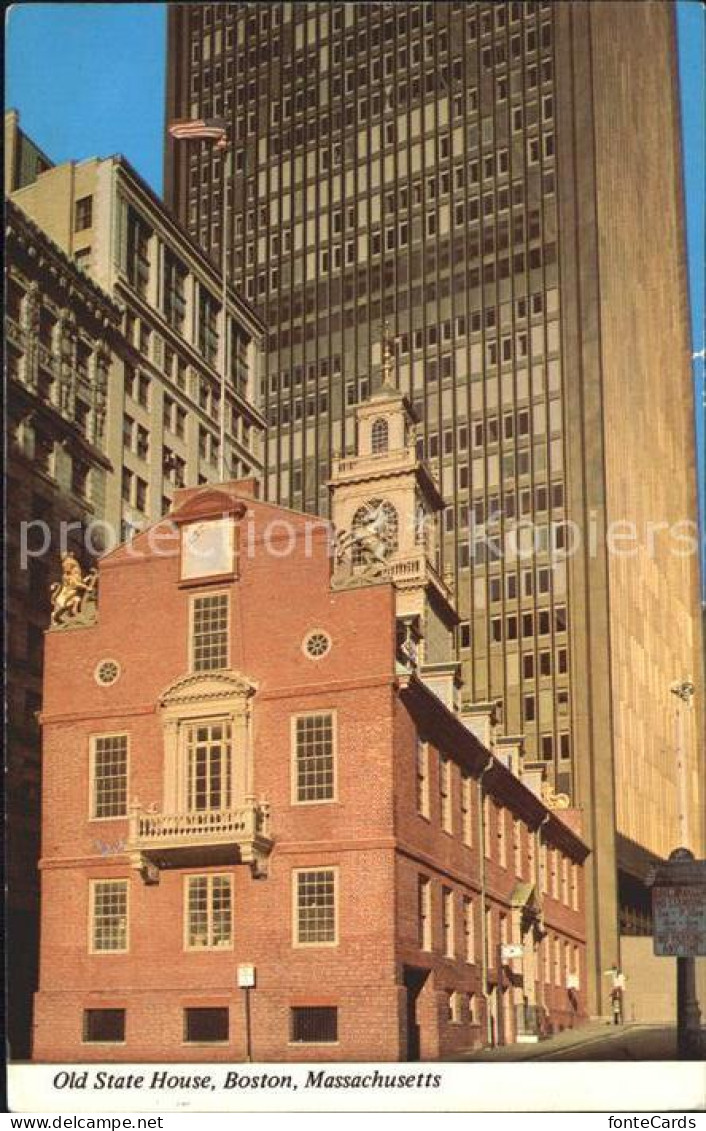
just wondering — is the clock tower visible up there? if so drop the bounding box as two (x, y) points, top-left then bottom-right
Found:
(328, 336), (460, 708)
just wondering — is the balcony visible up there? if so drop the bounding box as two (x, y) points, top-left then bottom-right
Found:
(331, 445), (416, 480)
(127, 799), (273, 881)
(387, 553), (454, 601)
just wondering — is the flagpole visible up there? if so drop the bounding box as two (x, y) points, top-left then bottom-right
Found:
(219, 135), (229, 482)
(168, 118), (230, 483)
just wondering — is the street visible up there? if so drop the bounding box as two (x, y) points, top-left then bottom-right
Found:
(452, 1023), (706, 1062)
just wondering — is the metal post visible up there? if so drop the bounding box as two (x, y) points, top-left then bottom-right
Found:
(497, 941), (505, 1047)
(670, 679), (694, 852)
(677, 952), (700, 1059)
(244, 985), (253, 1063)
(218, 138), (229, 482)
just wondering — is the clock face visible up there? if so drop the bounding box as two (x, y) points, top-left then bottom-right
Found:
(181, 518), (234, 580)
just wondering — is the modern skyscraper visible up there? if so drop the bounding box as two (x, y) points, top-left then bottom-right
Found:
(165, 1), (703, 1014)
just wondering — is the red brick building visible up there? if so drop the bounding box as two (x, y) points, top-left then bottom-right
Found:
(35, 382), (588, 1061)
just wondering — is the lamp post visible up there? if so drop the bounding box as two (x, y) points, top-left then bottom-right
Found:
(665, 680), (700, 1058)
(670, 678), (695, 853)
(217, 136), (230, 482)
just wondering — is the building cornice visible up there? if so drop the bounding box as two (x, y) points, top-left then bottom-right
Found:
(399, 673), (589, 861)
(110, 156), (265, 336)
(5, 198), (122, 327)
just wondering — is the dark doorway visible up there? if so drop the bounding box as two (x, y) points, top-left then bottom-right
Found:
(403, 966), (428, 1061)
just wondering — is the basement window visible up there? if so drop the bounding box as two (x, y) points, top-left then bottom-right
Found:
(183, 1007), (229, 1044)
(290, 1006), (338, 1044)
(83, 1009), (125, 1043)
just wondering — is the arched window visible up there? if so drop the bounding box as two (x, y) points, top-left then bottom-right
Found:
(371, 417), (389, 454)
(351, 498), (399, 565)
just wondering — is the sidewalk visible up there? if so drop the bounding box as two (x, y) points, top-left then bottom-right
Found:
(449, 1019), (641, 1061)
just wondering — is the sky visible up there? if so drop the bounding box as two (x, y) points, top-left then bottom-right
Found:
(5, 0), (705, 572)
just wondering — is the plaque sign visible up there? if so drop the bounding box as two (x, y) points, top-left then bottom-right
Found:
(653, 884), (706, 957)
(237, 963), (256, 988)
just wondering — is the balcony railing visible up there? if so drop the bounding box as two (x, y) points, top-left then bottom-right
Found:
(387, 554), (454, 600)
(127, 800), (273, 880)
(331, 445), (416, 478)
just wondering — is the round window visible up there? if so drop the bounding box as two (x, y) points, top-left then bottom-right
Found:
(94, 659), (121, 686)
(303, 631), (332, 660)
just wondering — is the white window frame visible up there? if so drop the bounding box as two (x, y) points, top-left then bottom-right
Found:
(497, 804), (507, 868)
(513, 817), (523, 878)
(89, 878), (129, 955)
(89, 732), (129, 821)
(463, 895), (475, 964)
(290, 710), (338, 806)
(416, 739), (431, 819)
(442, 887), (455, 958)
(418, 875), (432, 952)
(189, 590), (231, 673)
(292, 867), (339, 948)
(449, 989), (463, 1024)
(440, 754), (453, 834)
(461, 772), (473, 846)
(184, 873), (234, 951)
(183, 717), (234, 813)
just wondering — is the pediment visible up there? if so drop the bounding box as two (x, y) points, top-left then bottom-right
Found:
(159, 670), (257, 709)
(170, 487), (248, 526)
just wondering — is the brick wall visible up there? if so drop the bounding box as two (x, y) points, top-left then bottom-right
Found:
(36, 490), (588, 1061)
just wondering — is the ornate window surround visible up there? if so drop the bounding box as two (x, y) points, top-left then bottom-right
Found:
(158, 670), (258, 813)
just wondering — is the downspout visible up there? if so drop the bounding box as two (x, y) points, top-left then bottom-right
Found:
(478, 754), (494, 1046)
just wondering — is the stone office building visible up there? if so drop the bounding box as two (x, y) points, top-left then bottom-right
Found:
(6, 197), (123, 1058)
(35, 380), (588, 1061)
(6, 110), (267, 1056)
(9, 110), (267, 539)
(164, 1), (704, 1014)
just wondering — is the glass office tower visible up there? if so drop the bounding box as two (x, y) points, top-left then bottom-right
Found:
(165, 1), (703, 1014)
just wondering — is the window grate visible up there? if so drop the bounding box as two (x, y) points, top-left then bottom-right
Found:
(183, 1007), (229, 1043)
(290, 1006), (338, 1044)
(83, 1009), (125, 1043)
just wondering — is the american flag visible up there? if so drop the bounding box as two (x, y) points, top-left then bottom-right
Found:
(168, 118), (228, 145)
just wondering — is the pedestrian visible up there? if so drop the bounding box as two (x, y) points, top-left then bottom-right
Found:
(611, 987), (622, 1026)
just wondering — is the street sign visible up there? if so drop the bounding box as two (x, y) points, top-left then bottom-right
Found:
(501, 944), (523, 960)
(653, 886), (706, 957)
(237, 963), (256, 988)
